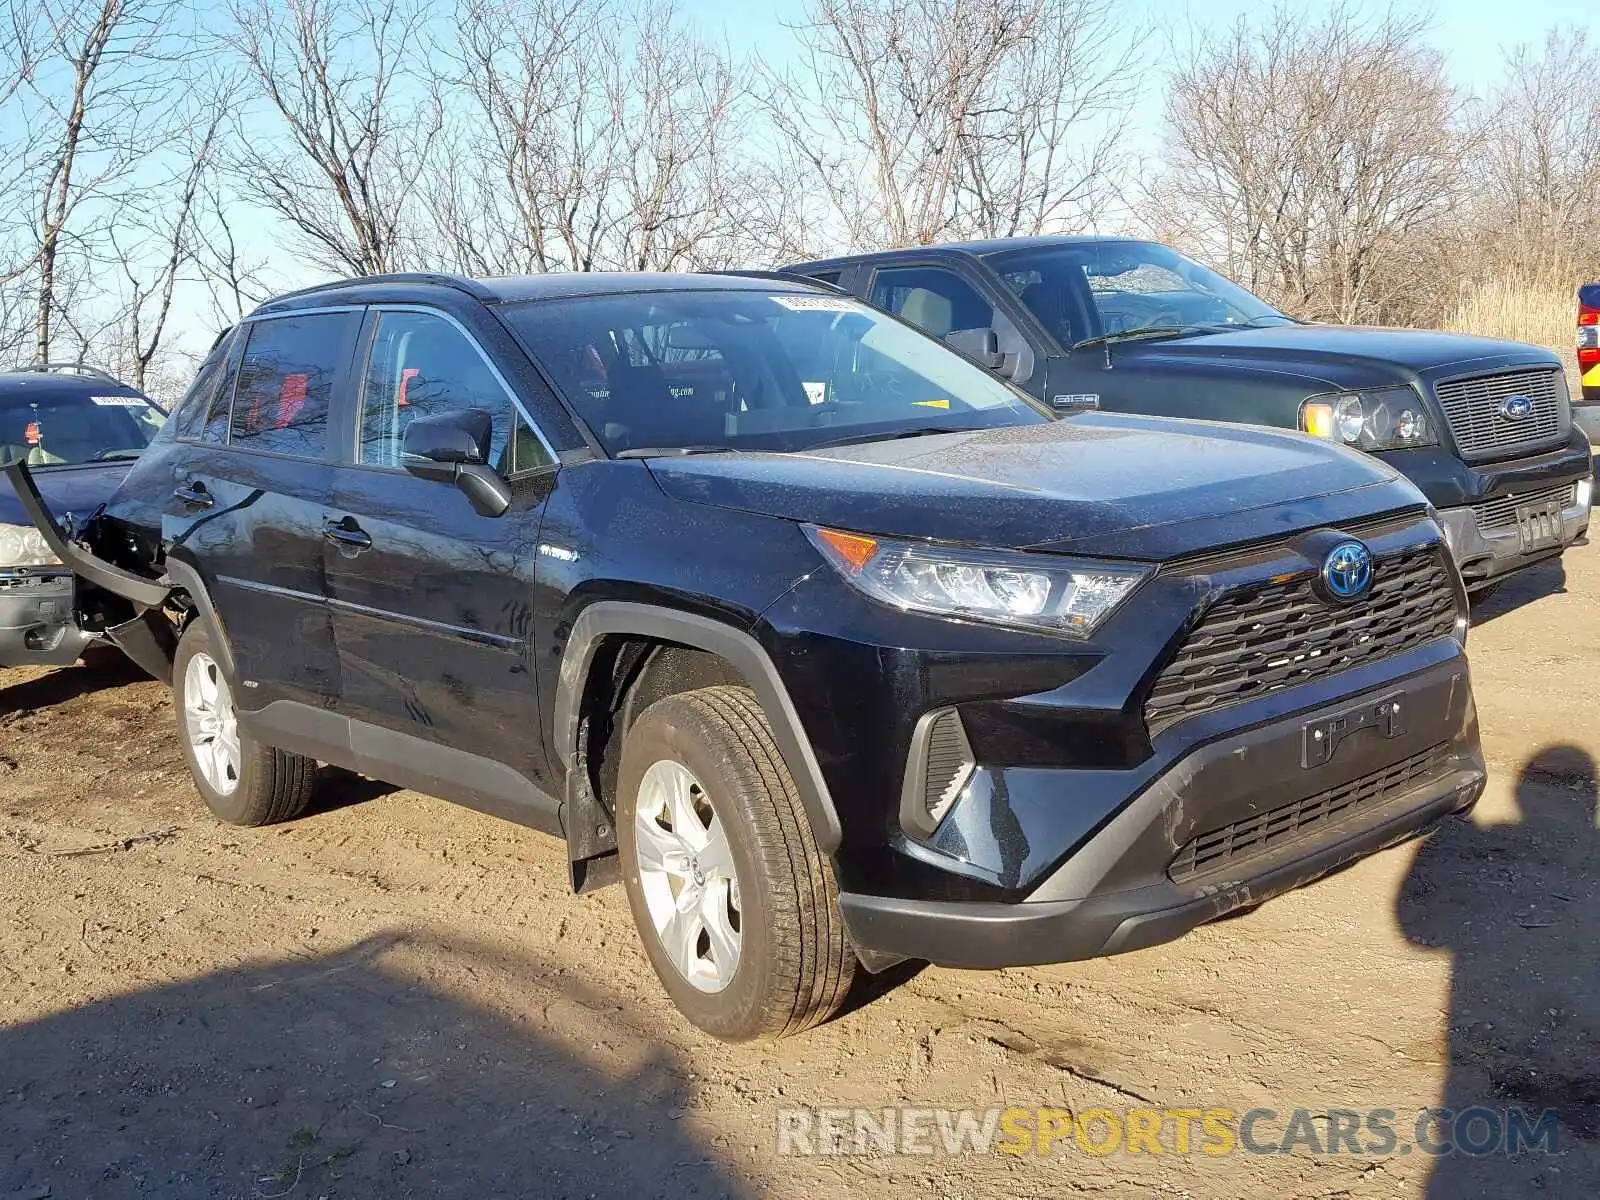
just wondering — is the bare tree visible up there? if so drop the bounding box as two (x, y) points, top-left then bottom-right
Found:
(0, 0), (178, 363)
(1474, 29), (1600, 282)
(432, 0), (749, 275)
(107, 101), (229, 390)
(1149, 3), (1467, 325)
(222, 0), (435, 276)
(759, 0), (1143, 250)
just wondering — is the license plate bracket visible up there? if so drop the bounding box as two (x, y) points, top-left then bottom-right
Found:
(1516, 498), (1562, 554)
(1303, 691), (1406, 768)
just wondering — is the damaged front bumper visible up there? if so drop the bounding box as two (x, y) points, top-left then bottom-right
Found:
(1, 458), (174, 675)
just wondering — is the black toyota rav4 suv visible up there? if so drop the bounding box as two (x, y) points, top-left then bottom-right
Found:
(4, 271), (1485, 1041)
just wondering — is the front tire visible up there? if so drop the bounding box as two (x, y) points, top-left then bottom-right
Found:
(616, 685), (856, 1041)
(173, 621), (316, 826)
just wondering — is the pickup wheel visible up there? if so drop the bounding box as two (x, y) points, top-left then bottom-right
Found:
(616, 685), (856, 1041)
(172, 621), (316, 826)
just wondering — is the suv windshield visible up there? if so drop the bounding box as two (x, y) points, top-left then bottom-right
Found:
(989, 241), (1295, 347)
(0, 382), (164, 466)
(503, 290), (1048, 455)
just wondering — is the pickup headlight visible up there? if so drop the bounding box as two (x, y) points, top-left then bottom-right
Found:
(0, 523), (60, 568)
(805, 525), (1149, 638)
(1300, 387), (1436, 450)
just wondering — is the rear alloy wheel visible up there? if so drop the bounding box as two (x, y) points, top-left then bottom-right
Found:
(172, 621), (316, 826)
(183, 651), (241, 797)
(617, 685), (856, 1041)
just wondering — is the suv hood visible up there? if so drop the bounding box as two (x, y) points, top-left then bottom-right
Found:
(647, 414), (1428, 562)
(1122, 323), (1561, 389)
(0, 461), (130, 529)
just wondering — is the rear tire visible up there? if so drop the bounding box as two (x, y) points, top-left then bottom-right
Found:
(616, 685), (856, 1041)
(172, 621), (316, 826)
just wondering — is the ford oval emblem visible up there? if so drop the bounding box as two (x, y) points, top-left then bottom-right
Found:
(1321, 540), (1373, 603)
(1499, 394), (1535, 420)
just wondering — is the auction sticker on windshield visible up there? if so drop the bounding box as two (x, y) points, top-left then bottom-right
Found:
(771, 295), (862, 313)
(92, 396), (147, 407)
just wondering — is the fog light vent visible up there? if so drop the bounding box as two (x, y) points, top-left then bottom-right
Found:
(901, 707), (976, 836)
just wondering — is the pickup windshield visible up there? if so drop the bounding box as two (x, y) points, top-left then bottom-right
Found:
(502, 290), (1049, 455)
(988, 240), (1296, 347)
(0, 384), (164, 466)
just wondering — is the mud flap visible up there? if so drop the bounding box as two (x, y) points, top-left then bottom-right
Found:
(105, 607), (179, 684)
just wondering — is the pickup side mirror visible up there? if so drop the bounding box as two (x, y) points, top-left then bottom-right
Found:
(400, 409), (511, 518)
(944, 327), (1005, 370)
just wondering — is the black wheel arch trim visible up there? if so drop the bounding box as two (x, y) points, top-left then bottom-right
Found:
(554, 601), (843, 854)
(163, 556), (236, 680)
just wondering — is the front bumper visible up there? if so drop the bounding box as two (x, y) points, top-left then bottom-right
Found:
(0, 569), (97, 667)
(838, 655), (1483, 969)
(1434, 477), (1591, 590)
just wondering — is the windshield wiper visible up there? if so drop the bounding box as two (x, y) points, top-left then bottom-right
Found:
(613, 444), (739, 459)
(804, 425), (987, 451)
(1070, 326), (1196, 351)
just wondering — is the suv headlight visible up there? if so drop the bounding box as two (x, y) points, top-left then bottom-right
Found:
(0, 523), (60, 568)
(805, 526), (1149, 638)
(1300, 387), (1436, 450)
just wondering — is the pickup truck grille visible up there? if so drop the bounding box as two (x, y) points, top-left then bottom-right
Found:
(1474, 482), (1577, 533)
(1144, 543), (1458, 736)
(1168, 742), (1450, 882)
(1434, 369), (1567, 458)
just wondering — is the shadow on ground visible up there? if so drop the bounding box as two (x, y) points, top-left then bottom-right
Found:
(1467, 557), (1568, 626)
(0, 932), (745, 1200)
(1399, 745), (1600, 1196)
(0, 654), (149, 713)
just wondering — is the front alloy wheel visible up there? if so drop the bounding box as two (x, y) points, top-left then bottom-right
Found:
(616, 685), (856, 1041)
(633, 759), (743, 992)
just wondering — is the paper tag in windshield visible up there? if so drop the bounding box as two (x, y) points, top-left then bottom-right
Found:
(771, 294), (860, 313)
(92, 395), (145, 407)
(802, 381), (828, 405)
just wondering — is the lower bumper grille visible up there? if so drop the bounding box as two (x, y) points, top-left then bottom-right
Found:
(1168, 742), (1450, 882)
(1473, 482), (1578, 533)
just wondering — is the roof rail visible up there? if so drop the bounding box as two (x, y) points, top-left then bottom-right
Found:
(259, 272), (496, 307)
(15, 361), (123, 383)
(695, 268), (852, 296)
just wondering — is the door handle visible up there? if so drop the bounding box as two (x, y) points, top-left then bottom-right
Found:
(322, 517), (372, 551)
(172, 480), (214, 508)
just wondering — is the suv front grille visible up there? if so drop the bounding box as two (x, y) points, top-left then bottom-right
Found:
(1434, 369), (1566, 457)
(1474, 482), (1576, 533)
(1168, 742), (1450, 882)
(1144, 543), (1458, 736)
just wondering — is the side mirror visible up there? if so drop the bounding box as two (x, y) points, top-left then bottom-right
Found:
(944, 327), (1004, 370)
(400, 409), (511, 518)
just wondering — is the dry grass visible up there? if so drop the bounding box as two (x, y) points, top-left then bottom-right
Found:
(1439, 278), (1581, 396)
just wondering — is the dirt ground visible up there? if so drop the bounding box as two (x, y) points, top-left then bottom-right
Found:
(4, 551), (1600, 1199)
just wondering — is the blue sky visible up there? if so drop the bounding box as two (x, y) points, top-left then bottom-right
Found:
(152, 0), (1593, 372)
(683, 0), (1592, 77)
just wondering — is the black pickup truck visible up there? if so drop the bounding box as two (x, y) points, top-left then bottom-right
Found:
(789, 237), (1593, 594)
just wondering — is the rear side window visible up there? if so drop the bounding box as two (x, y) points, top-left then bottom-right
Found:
(229, 312), (357, 458)
(174, 334), (232, 441)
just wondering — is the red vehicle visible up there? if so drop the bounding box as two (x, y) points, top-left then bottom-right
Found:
(1579, 283), (1600, 439)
